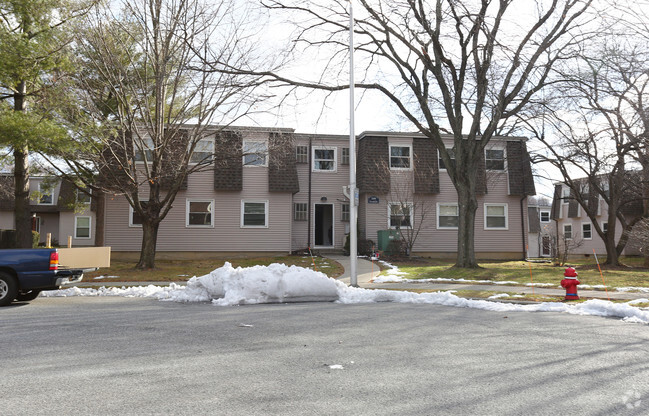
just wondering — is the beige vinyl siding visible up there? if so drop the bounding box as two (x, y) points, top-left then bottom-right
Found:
(0, 212), (13, 229)
(59, 210), (96, 247)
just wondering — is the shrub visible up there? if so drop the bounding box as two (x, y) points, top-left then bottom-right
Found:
(32, 231), (40, 248)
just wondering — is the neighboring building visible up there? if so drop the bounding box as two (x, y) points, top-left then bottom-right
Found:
(102, 127), (536, 259)
(550, 181), (641, 257)
(527, 197), (554, 258)
(0, 175), (97, 247)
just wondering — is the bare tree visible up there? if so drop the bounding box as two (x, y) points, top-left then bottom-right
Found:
(531, 37), (649, 265)
(41, 0), (276, 268)
(218, 0), (595, 267)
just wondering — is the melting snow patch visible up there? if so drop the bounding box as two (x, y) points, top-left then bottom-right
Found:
(40, 262), (649, 324)
(329, 365), (344, 370)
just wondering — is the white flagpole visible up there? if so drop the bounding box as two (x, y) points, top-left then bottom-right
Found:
(349, 0), (358, 287)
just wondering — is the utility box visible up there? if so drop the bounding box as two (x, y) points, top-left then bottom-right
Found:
(377, 230), (401, 256)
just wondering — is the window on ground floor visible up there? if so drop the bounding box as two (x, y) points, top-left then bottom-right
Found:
(294, 203), (307, 221)
(582, 223), (592, 239)
(438, 203), (458, 229)
(75, 216), (91, 239)
(186, 200), (213, 227)
(130, 201), (148, 227)
(484, 204), (508, 230)
(242, 200), (268, 228)
(389, 202), (412, 228)
(341, 203), (350, 222)
(563, 224), (572, 240)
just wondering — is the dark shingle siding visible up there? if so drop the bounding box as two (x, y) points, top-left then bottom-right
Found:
(357, 136), (390, 194)
(413, 138), (439, 194)
(550, 184), (562, 220)
(268, 132), (299, 193)
(506, 141), (536, 196)
(214, 130), (243, 191)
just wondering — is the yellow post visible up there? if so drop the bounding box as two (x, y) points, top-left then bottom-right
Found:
(46, 233), (51, 248)
(67, 236), (72, 248)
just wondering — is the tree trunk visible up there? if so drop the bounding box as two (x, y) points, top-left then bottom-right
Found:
(13, 145), (32, 248)
(455, 184), (479, 268)
(136, 221), (159, 269)
(93, 191), (105, 247)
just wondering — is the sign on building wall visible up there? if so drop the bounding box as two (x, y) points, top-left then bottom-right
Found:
(368, 196), (379, 204)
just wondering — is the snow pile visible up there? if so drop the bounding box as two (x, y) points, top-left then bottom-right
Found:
(41, 262), (649, 324)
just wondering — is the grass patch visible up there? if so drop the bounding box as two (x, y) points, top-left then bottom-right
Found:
(383, 256), (649, 289)
(85, 255), (343, 282)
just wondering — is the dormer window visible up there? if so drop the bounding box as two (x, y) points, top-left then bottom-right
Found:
(389, 145), (411, 169)
(485, 149), (505, 170)
(243, 141), (268, 166)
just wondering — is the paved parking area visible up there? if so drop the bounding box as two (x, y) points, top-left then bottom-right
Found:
(2, 297), (649, 415)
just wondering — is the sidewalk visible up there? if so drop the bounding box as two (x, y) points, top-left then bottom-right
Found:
(326, 254), (649, 301)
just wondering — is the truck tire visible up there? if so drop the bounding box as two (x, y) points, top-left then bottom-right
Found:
(0, 272), (18, 307)
(15, 289), (42, 302)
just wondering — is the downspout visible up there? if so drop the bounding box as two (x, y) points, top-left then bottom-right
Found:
(307, 136), (312, 250)
(521, 195), (527, 261)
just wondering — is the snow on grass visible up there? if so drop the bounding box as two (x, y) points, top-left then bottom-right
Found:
(42, 262), (649, 324)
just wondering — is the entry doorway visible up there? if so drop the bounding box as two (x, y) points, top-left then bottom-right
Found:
(542, 235), (551, 257)
(314, 204), (333, 247)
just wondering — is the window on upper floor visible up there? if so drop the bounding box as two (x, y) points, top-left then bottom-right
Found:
(313, 147), (336, 172)
(134, 138), (155, 162)
(485, 149), (505, 170)
(294, 203), (307, 221)
(38, 182), (54, 205)
(438, 203), (459, 229)
(243, 141), (268, 166)
(390, 145), (411, 170)
(439, 149), (456, 170)
(190, 138), (215, 164)
(389, 202), (412, 228)
(76, 189), (91, 205)
(603, 222), (608, 234)
(562, 186), (570, 200)
(484, 203), (508, 230)
(540, 210), (550, 223)
(342, 148), (350, 165)
(296, 145), (308, 164)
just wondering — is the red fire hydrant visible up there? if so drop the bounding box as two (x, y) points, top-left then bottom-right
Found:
(561, 266), (580, 300)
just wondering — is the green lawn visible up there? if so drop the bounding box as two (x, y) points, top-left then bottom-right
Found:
(84, 255), (343, 283)
(383, 257), (649, 289)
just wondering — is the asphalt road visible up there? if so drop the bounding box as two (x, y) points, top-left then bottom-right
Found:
(2, 297), (649, 416)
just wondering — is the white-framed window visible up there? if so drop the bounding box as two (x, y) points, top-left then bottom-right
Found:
(241, 200), (268, 228)
(603, 222), (608, 233)
(582, 223), (592, 239)
(134, 137), (155, 162)
(190, 138), (215, 164)
(129, 201), (148, 227)
(389, 145), (412, 170)
(38, 182), (54, 205)
(294, 203), (307, 221)
(485, 148), (505, 170)
(564, 224), (572, 240)
(437, 203), (459, 229)
(74, 216), (91, 239)
(439, 149), (456, 170)
(540, 210), (550, 223)
(76, 189), (91, 205)
(341, 203), (350, 222)
(296, 145), (308, 163)
(243, 140), (268, 166)
(313, 147), (337, 172)
(484, 203), (508, 230)
(389, 202), (412, 228)
(341, 148), (350, 165)
(186, 199), (213, 227)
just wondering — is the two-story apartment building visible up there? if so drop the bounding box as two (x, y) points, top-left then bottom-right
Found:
(550, 181), (641, 257)
(0, 126), (537, 259)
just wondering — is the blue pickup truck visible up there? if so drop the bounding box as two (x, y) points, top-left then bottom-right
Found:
(0, 249), (84, 306)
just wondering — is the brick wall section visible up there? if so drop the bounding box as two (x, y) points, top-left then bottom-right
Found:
(550, 184), (562, 220)
(413, 138), (439, 194)
(268, 132), (299, 193)
(506, 141), (536, 196)
(357, 135), (390, 194)
(214, 130), (243, 191)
